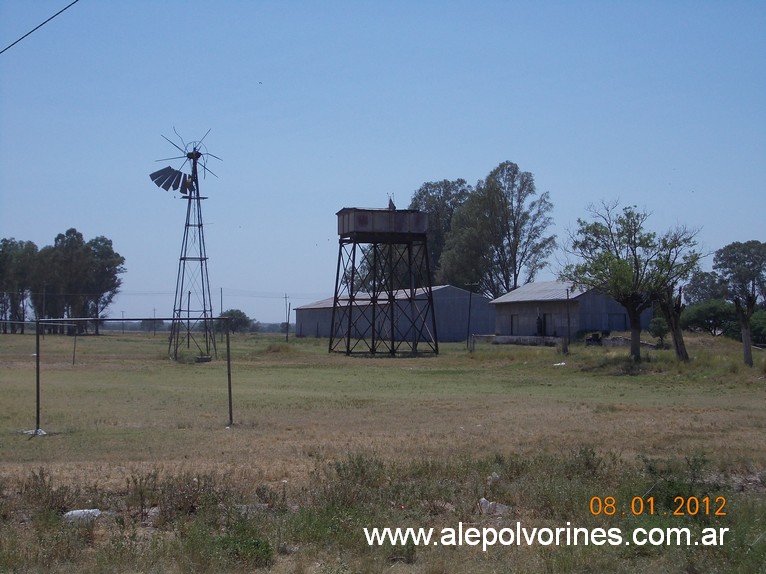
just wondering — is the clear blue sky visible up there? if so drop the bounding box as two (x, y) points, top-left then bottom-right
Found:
(1, 1), (763, 322)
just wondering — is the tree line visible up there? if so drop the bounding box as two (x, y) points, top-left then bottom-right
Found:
(0, 228), (125, 334)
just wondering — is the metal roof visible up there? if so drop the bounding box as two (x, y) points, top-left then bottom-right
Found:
(489, 281), (587, 304)
(295, 285), (461, 311)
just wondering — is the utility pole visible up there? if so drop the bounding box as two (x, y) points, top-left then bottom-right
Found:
(465, 282), (479, 349)
(284, 293), (290, 342)
(565, 288), (571, 355)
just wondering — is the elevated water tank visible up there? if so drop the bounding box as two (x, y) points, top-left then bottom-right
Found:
(337, 208), (428, 239)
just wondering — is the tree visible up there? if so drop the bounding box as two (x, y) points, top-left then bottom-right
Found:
(408, 179), (471, 279)
(713, 240), (766, 367)
(437, 193), (489, 292)
(440, 161), (556, 298)
(218, 309), (252, 333)
(681, 300), (737, 336)
(651, 225), (703, 361)
(53, 229), (91, 325)
(683, 270), (728, 306)
(560, 201), (700, 361)
(30, 245), (60, 327)
(0, 239), (38, 333)
(84, 236), (126, 334)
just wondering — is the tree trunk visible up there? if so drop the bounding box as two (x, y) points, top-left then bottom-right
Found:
(734, 299), (754, 367)
(740, 321), (754, 367)
(659, 287), (689, 362)
(628, 310), (642, 361)
(669, 319), (689, 361)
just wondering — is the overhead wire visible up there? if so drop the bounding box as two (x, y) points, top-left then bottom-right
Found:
(0, 0), (82, 56)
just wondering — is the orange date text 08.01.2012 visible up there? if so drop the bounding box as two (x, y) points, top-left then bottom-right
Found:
(589, 496), (727, 517)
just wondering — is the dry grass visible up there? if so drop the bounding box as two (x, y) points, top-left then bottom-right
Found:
(2, 332), (765, 480)
(0, 330), (765, 572)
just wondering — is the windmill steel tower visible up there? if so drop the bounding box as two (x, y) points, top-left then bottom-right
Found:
(150, 131), (219, 361)
(329, 207), (438, 355)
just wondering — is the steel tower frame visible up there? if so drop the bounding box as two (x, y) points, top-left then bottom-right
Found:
(168, 150), (217, 361)
(329, 212), (438, 355)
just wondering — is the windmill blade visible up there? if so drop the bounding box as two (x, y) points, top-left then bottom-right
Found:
(150, 166), (187, 191)
(171, 170), (184, 191)
(150, 166), (176, 190)
(206, 152), (223, 162)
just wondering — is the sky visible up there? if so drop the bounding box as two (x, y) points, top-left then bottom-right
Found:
(1, 1), (763, 323)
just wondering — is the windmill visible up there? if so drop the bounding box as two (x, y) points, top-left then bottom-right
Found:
(150, 129), (220, 361)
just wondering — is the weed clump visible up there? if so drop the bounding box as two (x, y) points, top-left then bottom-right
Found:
(21, 468), (81, 516)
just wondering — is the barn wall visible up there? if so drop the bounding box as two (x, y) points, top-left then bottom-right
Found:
(295, 307), (334, 338)
(577, 291), (652, 332)
(432, 287), (494, 341)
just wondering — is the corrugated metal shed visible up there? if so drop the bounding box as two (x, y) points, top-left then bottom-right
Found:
(295, 285), (495, 342)
(489, 280), (652, 336)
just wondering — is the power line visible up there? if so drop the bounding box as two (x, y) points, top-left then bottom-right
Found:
(0, 0), (82, 56)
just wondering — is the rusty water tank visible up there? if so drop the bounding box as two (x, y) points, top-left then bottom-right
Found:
(336, 208), (428, 238)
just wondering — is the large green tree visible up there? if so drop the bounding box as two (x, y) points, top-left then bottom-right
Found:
(440, 161), (555, 298)
(217, 308), (252, 333)
(560, 201), (700, 361)
(683, 270), (729, 306)
(713, 240), (766, 367)
(408, 179), (471, 280)
(52, 229), (91, 322)
(437, 202), (489, 292)
(681, 299), (737, 337)
(84, 235), (126, 334)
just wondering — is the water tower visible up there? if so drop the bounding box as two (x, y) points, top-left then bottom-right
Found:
(329, 207), (438, 355)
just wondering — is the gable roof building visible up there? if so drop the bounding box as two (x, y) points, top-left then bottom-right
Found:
(489, 280), (651, 337)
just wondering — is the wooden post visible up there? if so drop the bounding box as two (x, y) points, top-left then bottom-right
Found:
(35, 320), (41, 432)
(226, 319), (233, 427)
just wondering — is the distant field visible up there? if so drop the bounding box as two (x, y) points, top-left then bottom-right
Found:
(1, 331), (765, 573)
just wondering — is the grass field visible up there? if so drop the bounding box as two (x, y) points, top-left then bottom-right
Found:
(1, 331), (765, 573)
